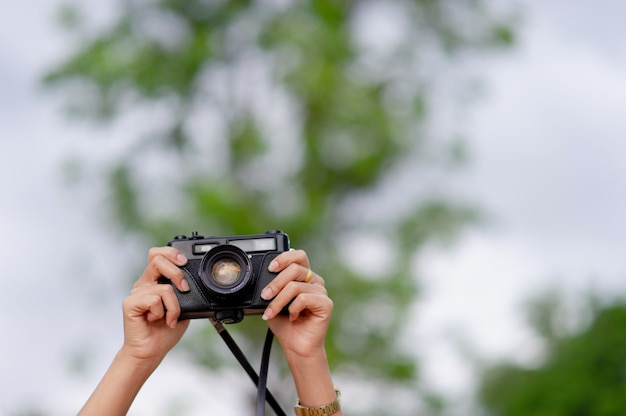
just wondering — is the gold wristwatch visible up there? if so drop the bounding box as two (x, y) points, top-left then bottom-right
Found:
(294, 387), (341, 416)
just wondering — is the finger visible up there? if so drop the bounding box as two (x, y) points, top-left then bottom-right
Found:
(148, 246), (188, 266)
(262, 281), (327, 321)
(303, 268), (313, 283)
(124, 291), (165, 322)
(267, 249), (310, 273)
(136, 248), (190, 292)
(146, 295), (166, 322)
(286, 292), (334, 322)
(261, 263), (324, 301)
(160, 285), (182, 328)
(137, 254), (187, 290)
(126, 285), (181, 328)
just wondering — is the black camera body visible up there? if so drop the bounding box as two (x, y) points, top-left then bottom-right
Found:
(158, 230), (290, 324)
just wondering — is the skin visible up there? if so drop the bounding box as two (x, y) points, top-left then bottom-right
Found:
(78, 247), (342, 415)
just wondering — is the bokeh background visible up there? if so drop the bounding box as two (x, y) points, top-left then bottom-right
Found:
(2, 1), (626, 415)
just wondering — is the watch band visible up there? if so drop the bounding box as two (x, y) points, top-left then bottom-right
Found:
(294, 388), (341, 416)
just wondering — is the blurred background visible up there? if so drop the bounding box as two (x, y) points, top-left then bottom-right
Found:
(2, 1), (626, 415)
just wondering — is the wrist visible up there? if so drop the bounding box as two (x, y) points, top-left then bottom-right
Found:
(294, 387), (341, 416)
(285, 349), (337, 409)
(117, 346), (163, 375)
(78, 348), (160, 415)
(282, 344), (327, 364)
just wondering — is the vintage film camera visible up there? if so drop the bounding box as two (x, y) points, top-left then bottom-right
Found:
(158, 230), (290, 324)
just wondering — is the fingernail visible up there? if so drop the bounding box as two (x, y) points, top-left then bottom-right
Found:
(169, 319), (178, 329)
(262, 307), (274, 321)
(176, 253), (188, 264)
(268, 260), (279, 272)
(261, 287), (273, 300)
(181, 279), (190, 292)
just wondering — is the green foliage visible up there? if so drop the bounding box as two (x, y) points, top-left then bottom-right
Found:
(479, 296), (626, 416)
(46, 0), (516, 413)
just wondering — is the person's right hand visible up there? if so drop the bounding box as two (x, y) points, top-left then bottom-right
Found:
(120, 247), (191, 362)
(78, 247), (193, 416)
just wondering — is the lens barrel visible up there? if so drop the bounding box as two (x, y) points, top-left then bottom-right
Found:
(199, 245), (252, 296)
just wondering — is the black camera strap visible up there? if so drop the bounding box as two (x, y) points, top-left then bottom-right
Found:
(256, 328), (275, 416)
(209, 319), (287, 416)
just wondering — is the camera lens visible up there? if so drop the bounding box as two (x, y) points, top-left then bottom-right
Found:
(212, 258), (242, 286)
(199, 244), (252, 296)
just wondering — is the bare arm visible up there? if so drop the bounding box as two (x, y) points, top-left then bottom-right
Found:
(263, 250), (343, 415)
(78, 349), (161, 416)
(78, 248), (190, 415)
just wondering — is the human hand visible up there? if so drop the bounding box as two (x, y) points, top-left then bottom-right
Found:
(120, 247), (191, 362)
(77, 247), (194, 416)
(260, 249), (333, 359)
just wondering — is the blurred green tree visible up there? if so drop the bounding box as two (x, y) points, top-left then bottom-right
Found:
(478, 294), (626, 416)
(45, 0), (515, 414)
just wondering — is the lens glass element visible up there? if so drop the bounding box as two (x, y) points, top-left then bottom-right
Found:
(199, 244), (252, 296)
(211, 258), (242, 286)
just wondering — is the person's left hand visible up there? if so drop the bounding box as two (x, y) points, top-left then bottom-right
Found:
(260, 249), (333, 359)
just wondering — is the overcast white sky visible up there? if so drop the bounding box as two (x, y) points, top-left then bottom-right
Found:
(2, 1), (626, 415)
(415, 0), (626, 403)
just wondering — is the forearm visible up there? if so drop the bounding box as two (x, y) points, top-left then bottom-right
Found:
(78, 349), (161, 416)
(284, 349), (343, 415)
